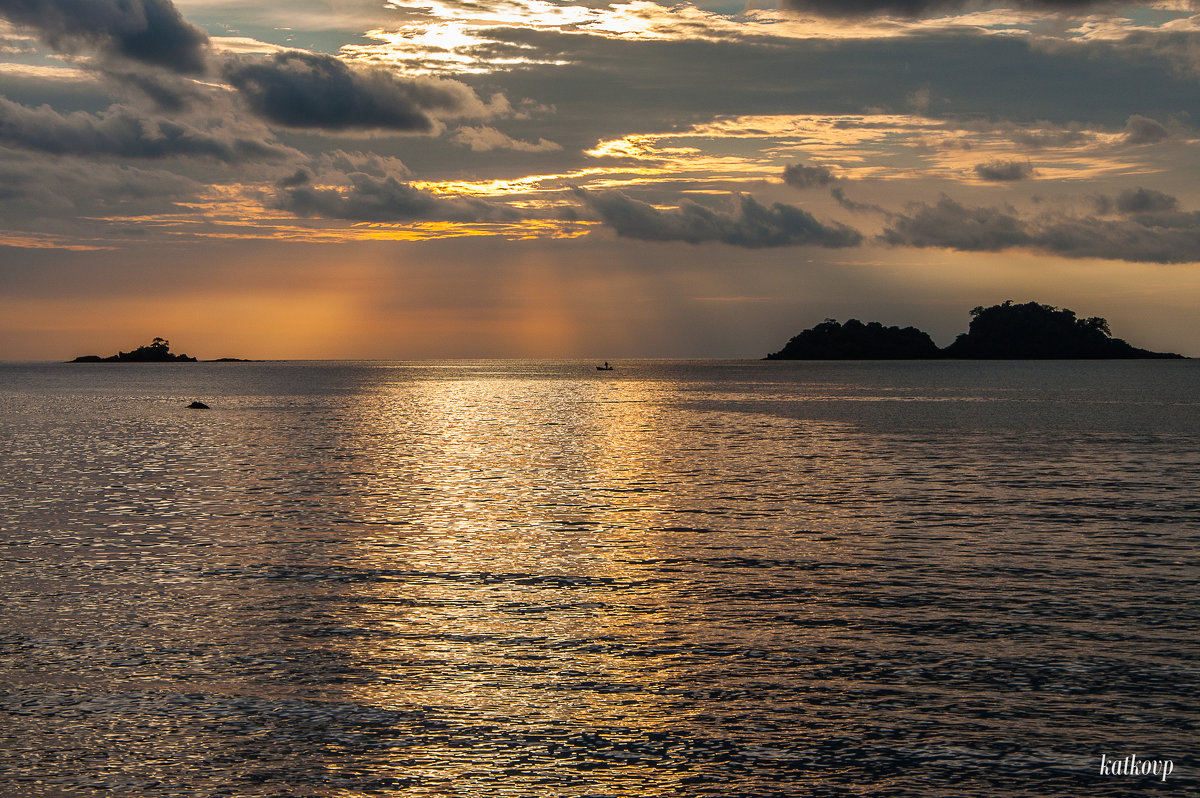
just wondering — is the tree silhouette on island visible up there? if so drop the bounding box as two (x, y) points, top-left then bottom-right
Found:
(71, 338), (253, 363)
(766, 301), (1185, 360)
(72, 337), (196, 363)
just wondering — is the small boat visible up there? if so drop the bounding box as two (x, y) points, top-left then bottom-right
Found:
(596, 361), (614, 371)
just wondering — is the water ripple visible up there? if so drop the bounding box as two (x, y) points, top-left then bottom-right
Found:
(1, 360), (1198, 796)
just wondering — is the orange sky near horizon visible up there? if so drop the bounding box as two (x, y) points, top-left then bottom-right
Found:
(4, 237), (1198, 360)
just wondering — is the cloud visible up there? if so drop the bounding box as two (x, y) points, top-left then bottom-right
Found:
(0, 147), (199, 211)
(974, 160), (1035, 181)
(1062, 26), (1200, 86)
(779, 1), (1112, 17)
(98, 66), (211, 112)
(782, 162), (835, 189)
(274, 171), (521, 223)
(0, 97), (293, 162)
(1115, 187), (1177, 214)
(451, 125), (561, 152)
(881, 195), (1031, 252)
(831, 186), (887, 214)
(1034, 215), (1200, 264)
(971, 115), (1166, 156)
(313, 149), (412, 179)
(881, 193), (1200, 263)
(1004, 123), (1091, 150)
(1123, 114), (1169, 145)
(0, 28), (34, 56)
(222, 50), (503, 133)
(401, 16), (1200, 157)
(575, 189), (862, 248)
(278, 168), (312, 189)
(0, 0), (208, 73)
(907, 86), (932, 114)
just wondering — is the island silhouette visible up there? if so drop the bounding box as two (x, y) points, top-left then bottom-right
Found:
(766, 301), (1185, 359)
(71, 337), (253, 363)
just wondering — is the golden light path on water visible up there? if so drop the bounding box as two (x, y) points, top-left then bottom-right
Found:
(325, 370), (703, 790)
(1, 361), (1198, 794)
(305, 365), (902, 795)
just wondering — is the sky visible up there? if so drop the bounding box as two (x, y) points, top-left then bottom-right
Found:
(3, 0), (1200, 359)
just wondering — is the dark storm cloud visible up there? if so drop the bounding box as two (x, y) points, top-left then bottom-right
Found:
(0, 0), (208, 73)
(0, 97), (293, 162)
(222, 51), (497, 132)
(1115, 187), (1178, 214)
(575, 189), (862, 249)
(779, 0), (1110, 16)
(274, 172), (520, 223)
(881, 194), (1200, 263)
(1123, 115), (1170, 145)
(783, 162), (836, 189)
(974, 160), (1035, 182)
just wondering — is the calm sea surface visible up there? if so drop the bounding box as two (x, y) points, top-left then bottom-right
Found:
(1, 360), (1197, 797)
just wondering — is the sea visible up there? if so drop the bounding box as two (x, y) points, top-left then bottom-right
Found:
(0, 359), (1197, 797)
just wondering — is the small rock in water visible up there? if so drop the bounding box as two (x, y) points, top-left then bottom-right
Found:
(187, 401), (210, 409)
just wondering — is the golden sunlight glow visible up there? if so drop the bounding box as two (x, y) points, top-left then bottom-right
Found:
(208, 35), (290, 54)
(411, 168), (627, 197)
(586, 114), (1179, 183)
(74, 106), (1180, 250)
(0, 289), (367, 359)
(0, 233), (112, 251)
(1066, 11), (1200, 41)
(93, 213), (597, 244)
(334, 0), (1163, 77)
(84, 184), (594, 244)
(585, 136), (702, 160)
(0, 62), (95, 81)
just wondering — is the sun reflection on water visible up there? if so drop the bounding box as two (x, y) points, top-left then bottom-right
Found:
(317, 365), (729, 788)
(5, 362), (1197, 795)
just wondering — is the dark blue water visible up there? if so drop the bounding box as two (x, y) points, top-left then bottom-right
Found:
(1, 360), (1197, 796)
